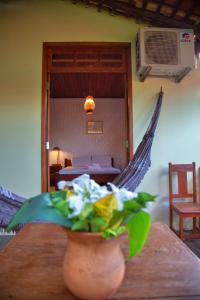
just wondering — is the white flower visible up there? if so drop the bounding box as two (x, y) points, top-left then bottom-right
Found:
(71, 174), (111, 203)
(68, 195), (85, 218)
(108, 183), (138, 211)
(57, 180), (72, 190)
(72, 174), (90, 190)
(89, 185), (111, 203)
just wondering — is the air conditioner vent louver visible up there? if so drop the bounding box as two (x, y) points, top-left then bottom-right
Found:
(144, 31), (178, 65)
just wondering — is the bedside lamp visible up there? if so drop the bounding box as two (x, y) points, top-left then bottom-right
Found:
(52, 146), (61, 166)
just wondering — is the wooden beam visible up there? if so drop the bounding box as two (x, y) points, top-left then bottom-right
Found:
(84, 0), (195, 29)
(109, 5), (115, 16)
(98, 0), (102, 12)
(142, 0), (148, 10)
(155, 0), (164, 14)
(170, 0), (182, 18)
(83, 0), (90, 7)
(183, 2), (195, 20)
(126, 0), (132, 17)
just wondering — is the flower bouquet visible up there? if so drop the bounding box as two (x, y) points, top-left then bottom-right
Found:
(7, 174), (156, 300)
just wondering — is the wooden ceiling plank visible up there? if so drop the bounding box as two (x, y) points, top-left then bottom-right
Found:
(87, 0), (195, 29)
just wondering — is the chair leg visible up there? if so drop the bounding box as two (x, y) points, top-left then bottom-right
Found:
(179, 215), (184, 240)
(193, 217), (197, 233)
(169, 206), (173, 229)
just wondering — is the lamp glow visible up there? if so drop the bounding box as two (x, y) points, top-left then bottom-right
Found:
(53, 146), (60, 165)
(84, 96), (95, 114)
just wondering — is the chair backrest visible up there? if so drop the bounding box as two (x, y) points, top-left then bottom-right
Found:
(168, 162), (197, 204)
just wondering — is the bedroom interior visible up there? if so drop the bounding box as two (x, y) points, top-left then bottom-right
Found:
(43, 43), (133, 191)
(49, 74), (127, 188)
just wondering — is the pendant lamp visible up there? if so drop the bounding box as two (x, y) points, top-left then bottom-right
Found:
(84, 95), (95, 114)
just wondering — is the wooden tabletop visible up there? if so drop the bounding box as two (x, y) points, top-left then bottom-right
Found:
(0, 222), (200, 300)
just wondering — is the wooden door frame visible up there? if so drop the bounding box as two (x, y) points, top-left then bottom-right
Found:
(41, 42), (133, 192)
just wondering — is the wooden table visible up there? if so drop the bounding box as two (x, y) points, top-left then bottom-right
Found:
(0, 223), (200, 300)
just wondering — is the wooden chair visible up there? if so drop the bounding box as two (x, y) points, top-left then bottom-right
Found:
(169, 162), (200, 239)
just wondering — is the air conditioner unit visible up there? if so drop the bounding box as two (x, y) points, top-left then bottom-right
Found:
(136, 27), (196, 82)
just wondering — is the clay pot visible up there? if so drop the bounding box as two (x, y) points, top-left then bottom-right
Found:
(63, 230), (125, 300)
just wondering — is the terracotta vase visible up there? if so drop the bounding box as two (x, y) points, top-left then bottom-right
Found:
(63, 230), (125, 300)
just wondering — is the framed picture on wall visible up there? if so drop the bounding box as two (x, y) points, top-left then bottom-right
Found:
(87, 121), (103, 134)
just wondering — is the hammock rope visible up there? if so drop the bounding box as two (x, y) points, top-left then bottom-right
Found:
(112, 88), (163, 191)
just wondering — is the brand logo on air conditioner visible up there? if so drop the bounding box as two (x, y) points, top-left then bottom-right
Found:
(180, 32), (192, 42)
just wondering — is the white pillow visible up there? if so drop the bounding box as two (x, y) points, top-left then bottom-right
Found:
(72, 156), (91, 168)
(91, 155), (112, 167)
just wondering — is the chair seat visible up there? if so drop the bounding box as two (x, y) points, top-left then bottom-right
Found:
(172, 202), (200, 214)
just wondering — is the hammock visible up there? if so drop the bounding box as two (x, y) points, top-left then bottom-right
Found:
(112, 88), (163, 191)
(0, 187), (26, 228)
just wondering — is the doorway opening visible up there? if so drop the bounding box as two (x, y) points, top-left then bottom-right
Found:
(42, 42), (133, 192)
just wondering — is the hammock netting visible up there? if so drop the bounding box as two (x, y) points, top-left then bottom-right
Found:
(112, 89), (163, 191)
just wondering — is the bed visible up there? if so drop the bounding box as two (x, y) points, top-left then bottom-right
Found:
(54, 155), (121, 188)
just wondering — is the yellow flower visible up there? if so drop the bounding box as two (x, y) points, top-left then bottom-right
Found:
(94, 193), (118, 223)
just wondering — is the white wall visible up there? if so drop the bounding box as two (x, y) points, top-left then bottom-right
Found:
(0, 0), (200, 225)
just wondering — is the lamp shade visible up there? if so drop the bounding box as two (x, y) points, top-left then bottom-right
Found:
(53, 146), (60, 165)
(53, 146), (60, 151)
(84, 96), (95, 114)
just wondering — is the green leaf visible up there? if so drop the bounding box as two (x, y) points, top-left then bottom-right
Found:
(51, 199), (70, 217)
(71, 219), (89, 231)
(108, 210), (125, 228)
(127, 210), (151, 259)
(90, 216), (106, 226)
(50, 190), (67, 200)
(7, 193), (72, 232)
(90, 216), (106, 232)
(123, 200), (142, 212)
(79, 203), (93, 220)
(138, 192), (156, 201)
(102, 226), (126, 239)
(136, 192), (156, 207)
